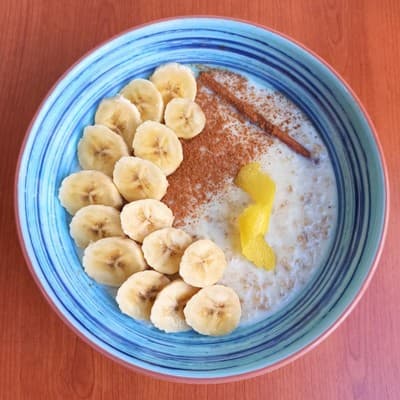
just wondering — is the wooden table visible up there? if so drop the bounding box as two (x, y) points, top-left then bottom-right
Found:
(1, 1), (398, 398)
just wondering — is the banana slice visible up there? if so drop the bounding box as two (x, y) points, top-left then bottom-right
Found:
(116, 270), (170, 321)
(120, 79), (163, 122)
(142, 228), (192, 274)
(184, 285), (241, 336)
(78, 125), (129, 176)
(94, 96), (142, 149)
(164, 98), (206, 139)
(83, 237), (146, 287)
(179, 239), (227, 288)
(59, 170), (122, 215)
(70, 205), (124, 248)
(150, 63), (197, 105)
(113, 156), (168, 202)
(150, 280), (199, 333)
(120, 199), (174, 243)
(133, 121), (183, 176)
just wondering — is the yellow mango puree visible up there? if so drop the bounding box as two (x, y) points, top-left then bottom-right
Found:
(234, 162), (276, 270)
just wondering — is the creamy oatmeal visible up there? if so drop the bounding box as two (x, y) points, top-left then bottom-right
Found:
(176, 72), (337, 323)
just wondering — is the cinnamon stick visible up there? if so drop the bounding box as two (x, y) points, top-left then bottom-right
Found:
(198, 72), (311, 158)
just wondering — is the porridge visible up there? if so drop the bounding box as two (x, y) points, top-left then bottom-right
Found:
(165, 70), (337, 322)
(58, 63), (337, 335)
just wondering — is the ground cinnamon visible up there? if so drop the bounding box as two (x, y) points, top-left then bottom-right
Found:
(163, 76), (271, 224)
(198, 72), (311, 158)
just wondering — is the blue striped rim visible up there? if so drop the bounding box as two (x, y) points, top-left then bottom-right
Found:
(17, 18), (386, 379)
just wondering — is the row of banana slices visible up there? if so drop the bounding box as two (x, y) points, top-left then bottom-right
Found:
(58, 63), (241, 336)
(60, 63), (206, 216)
(71, 200), (241, 335)
(80, 63), (206, 180)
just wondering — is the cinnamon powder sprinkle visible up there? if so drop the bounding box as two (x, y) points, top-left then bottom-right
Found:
(163, 70), (273, 224)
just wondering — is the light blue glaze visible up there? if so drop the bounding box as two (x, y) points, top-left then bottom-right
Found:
(17, 18), (387, 379)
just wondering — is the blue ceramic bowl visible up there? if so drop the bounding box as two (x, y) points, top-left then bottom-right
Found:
(15, 17), (388, 382)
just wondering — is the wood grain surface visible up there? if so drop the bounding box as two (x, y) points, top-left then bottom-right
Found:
(1, 0), (399, 398)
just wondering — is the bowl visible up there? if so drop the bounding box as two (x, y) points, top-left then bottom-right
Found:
(15, 17), (388, 383)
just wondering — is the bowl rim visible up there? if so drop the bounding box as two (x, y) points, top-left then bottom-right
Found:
(14, 15), (390, 384)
